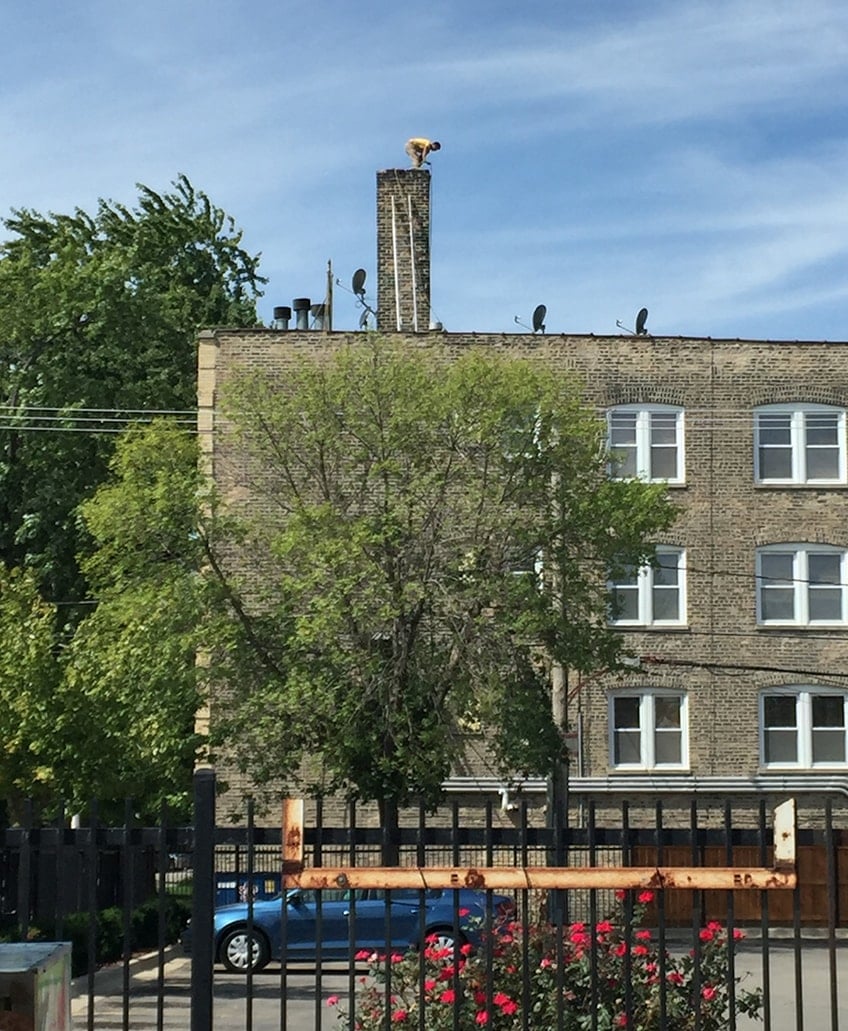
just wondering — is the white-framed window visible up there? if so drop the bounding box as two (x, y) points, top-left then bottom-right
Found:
(756, 544), (848, 626)
(609, 547), (686, 626)
(610, 691), (688, 770)
(608, 405), (685, 484)
(754, 404), (847, 484)
(760, 687), (848, 768)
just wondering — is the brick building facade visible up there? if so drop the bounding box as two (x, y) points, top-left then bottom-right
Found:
(198, 167), (848, 817)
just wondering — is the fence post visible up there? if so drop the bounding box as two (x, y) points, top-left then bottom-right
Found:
(191, 767), (216, 1031)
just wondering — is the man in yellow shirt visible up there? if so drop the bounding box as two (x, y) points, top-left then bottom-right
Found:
(405, 138), (441, 168)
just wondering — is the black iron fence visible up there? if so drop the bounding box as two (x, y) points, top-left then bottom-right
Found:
(0, 774), (844, 1029)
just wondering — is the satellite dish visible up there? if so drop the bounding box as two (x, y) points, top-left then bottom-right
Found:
(352, 268), (367, 298)
(532, 304), (547, 334)
(635, 307), (649, 335)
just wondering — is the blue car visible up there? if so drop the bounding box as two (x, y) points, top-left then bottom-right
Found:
(209, 886), (514, 973)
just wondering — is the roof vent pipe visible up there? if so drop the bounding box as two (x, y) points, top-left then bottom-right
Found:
(292, 298), (311, 331)
(310, 303), (326, 331)
(272, 305), (291, 330)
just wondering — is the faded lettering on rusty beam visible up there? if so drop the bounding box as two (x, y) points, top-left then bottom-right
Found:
(283, 865), (796, 892)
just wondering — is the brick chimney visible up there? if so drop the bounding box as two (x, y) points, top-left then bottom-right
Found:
(376, 168), (432, 332)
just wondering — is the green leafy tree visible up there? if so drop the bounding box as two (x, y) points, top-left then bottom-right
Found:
(53, 421), (210, 819)
(0, 175), (264, 608)
(212, 339), (677, 816)
(0, 566), (58, 812)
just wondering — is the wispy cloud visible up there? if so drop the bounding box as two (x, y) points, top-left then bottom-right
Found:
(2, 0), (847, 339)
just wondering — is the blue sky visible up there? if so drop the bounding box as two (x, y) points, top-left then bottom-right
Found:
(3, 0), (848, 340)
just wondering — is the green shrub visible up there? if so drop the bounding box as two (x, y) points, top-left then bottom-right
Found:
(25, 892), (192, 978)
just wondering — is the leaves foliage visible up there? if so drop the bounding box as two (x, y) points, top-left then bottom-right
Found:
(212, 338), (677, 808)
(0, 174), (264, 605)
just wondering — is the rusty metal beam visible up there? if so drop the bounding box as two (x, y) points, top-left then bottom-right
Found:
(283, 865), (795, 892)
(280, 797), (797, 892)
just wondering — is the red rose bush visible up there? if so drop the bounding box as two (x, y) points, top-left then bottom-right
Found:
(332, 891), (763, 1030)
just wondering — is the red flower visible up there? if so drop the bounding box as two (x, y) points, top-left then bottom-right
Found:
(702, 985), (717, 1001)
(440, 989), (456, 1004)
(635, 929), (652, 941)
(326, 995), (340, 1007)
(493, 992), (513, 1007)
(475, 1011), (489, 1025)
(667, 971), (684, 985)
(699, 928), (715, 942)
(392, 1009), (408, 1022)
(633, 945), (649, 957)
(595, 920), (614, 935)
(614, 942), (628, 957)
(458, 907), (471, 917)
(615, 889), (627, 901)
(460, 942), (474, 956)
(733, 928), (746, 940)
(638, 891), (655, 905)
(500, 999), (518, 1016)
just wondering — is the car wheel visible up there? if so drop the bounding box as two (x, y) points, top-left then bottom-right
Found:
(219, 927), (271, 973)
(423, 928), (463, 954)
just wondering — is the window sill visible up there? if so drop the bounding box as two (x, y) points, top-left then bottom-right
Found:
(754, 482), (848, 489)
(757, 623), (848, 631)
(608, 767), (691, 775)
(610, 624), (690, 633)
(759, 765), (848, 773)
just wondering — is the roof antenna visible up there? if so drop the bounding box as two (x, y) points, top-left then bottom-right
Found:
(617, 307), (649, 335)
(335, 267), (378, 330)
(514, 304), (547, 334)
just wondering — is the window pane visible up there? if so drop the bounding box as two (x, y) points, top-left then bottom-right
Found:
(611, 452), (637, 477)
(758, 414), (791, 445)
(652, 588), (680, 621)
(757, 415), (792, 479)
(759, 448), (793, 479)
(805, 414), (839, 446)
(764, 695), (797, 727)
(609, 414), (637, 445)
(760, 553), (794, 583)
(812, 730), (845, 764)
(609, 415), (637, 477)
(654, 553), (680, 586)
(806, 447), (840, 479)
(812, 695), (845, 728)
(761, 588), (795, 621)
(654, 697), (681, 729)
(654, 730), (682, 765)
(650, 413), (678, 445)
(613, 697), (640, 729)
(809, 587), (842, 621)
(765, 729), (798, 764)
(808, 554), (841, 584)
(614, 730), (641, 765)
(611, 585), (639, 621)
(650, 446), (678, 480)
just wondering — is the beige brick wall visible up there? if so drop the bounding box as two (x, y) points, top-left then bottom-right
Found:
(198, 328), (848, 815)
